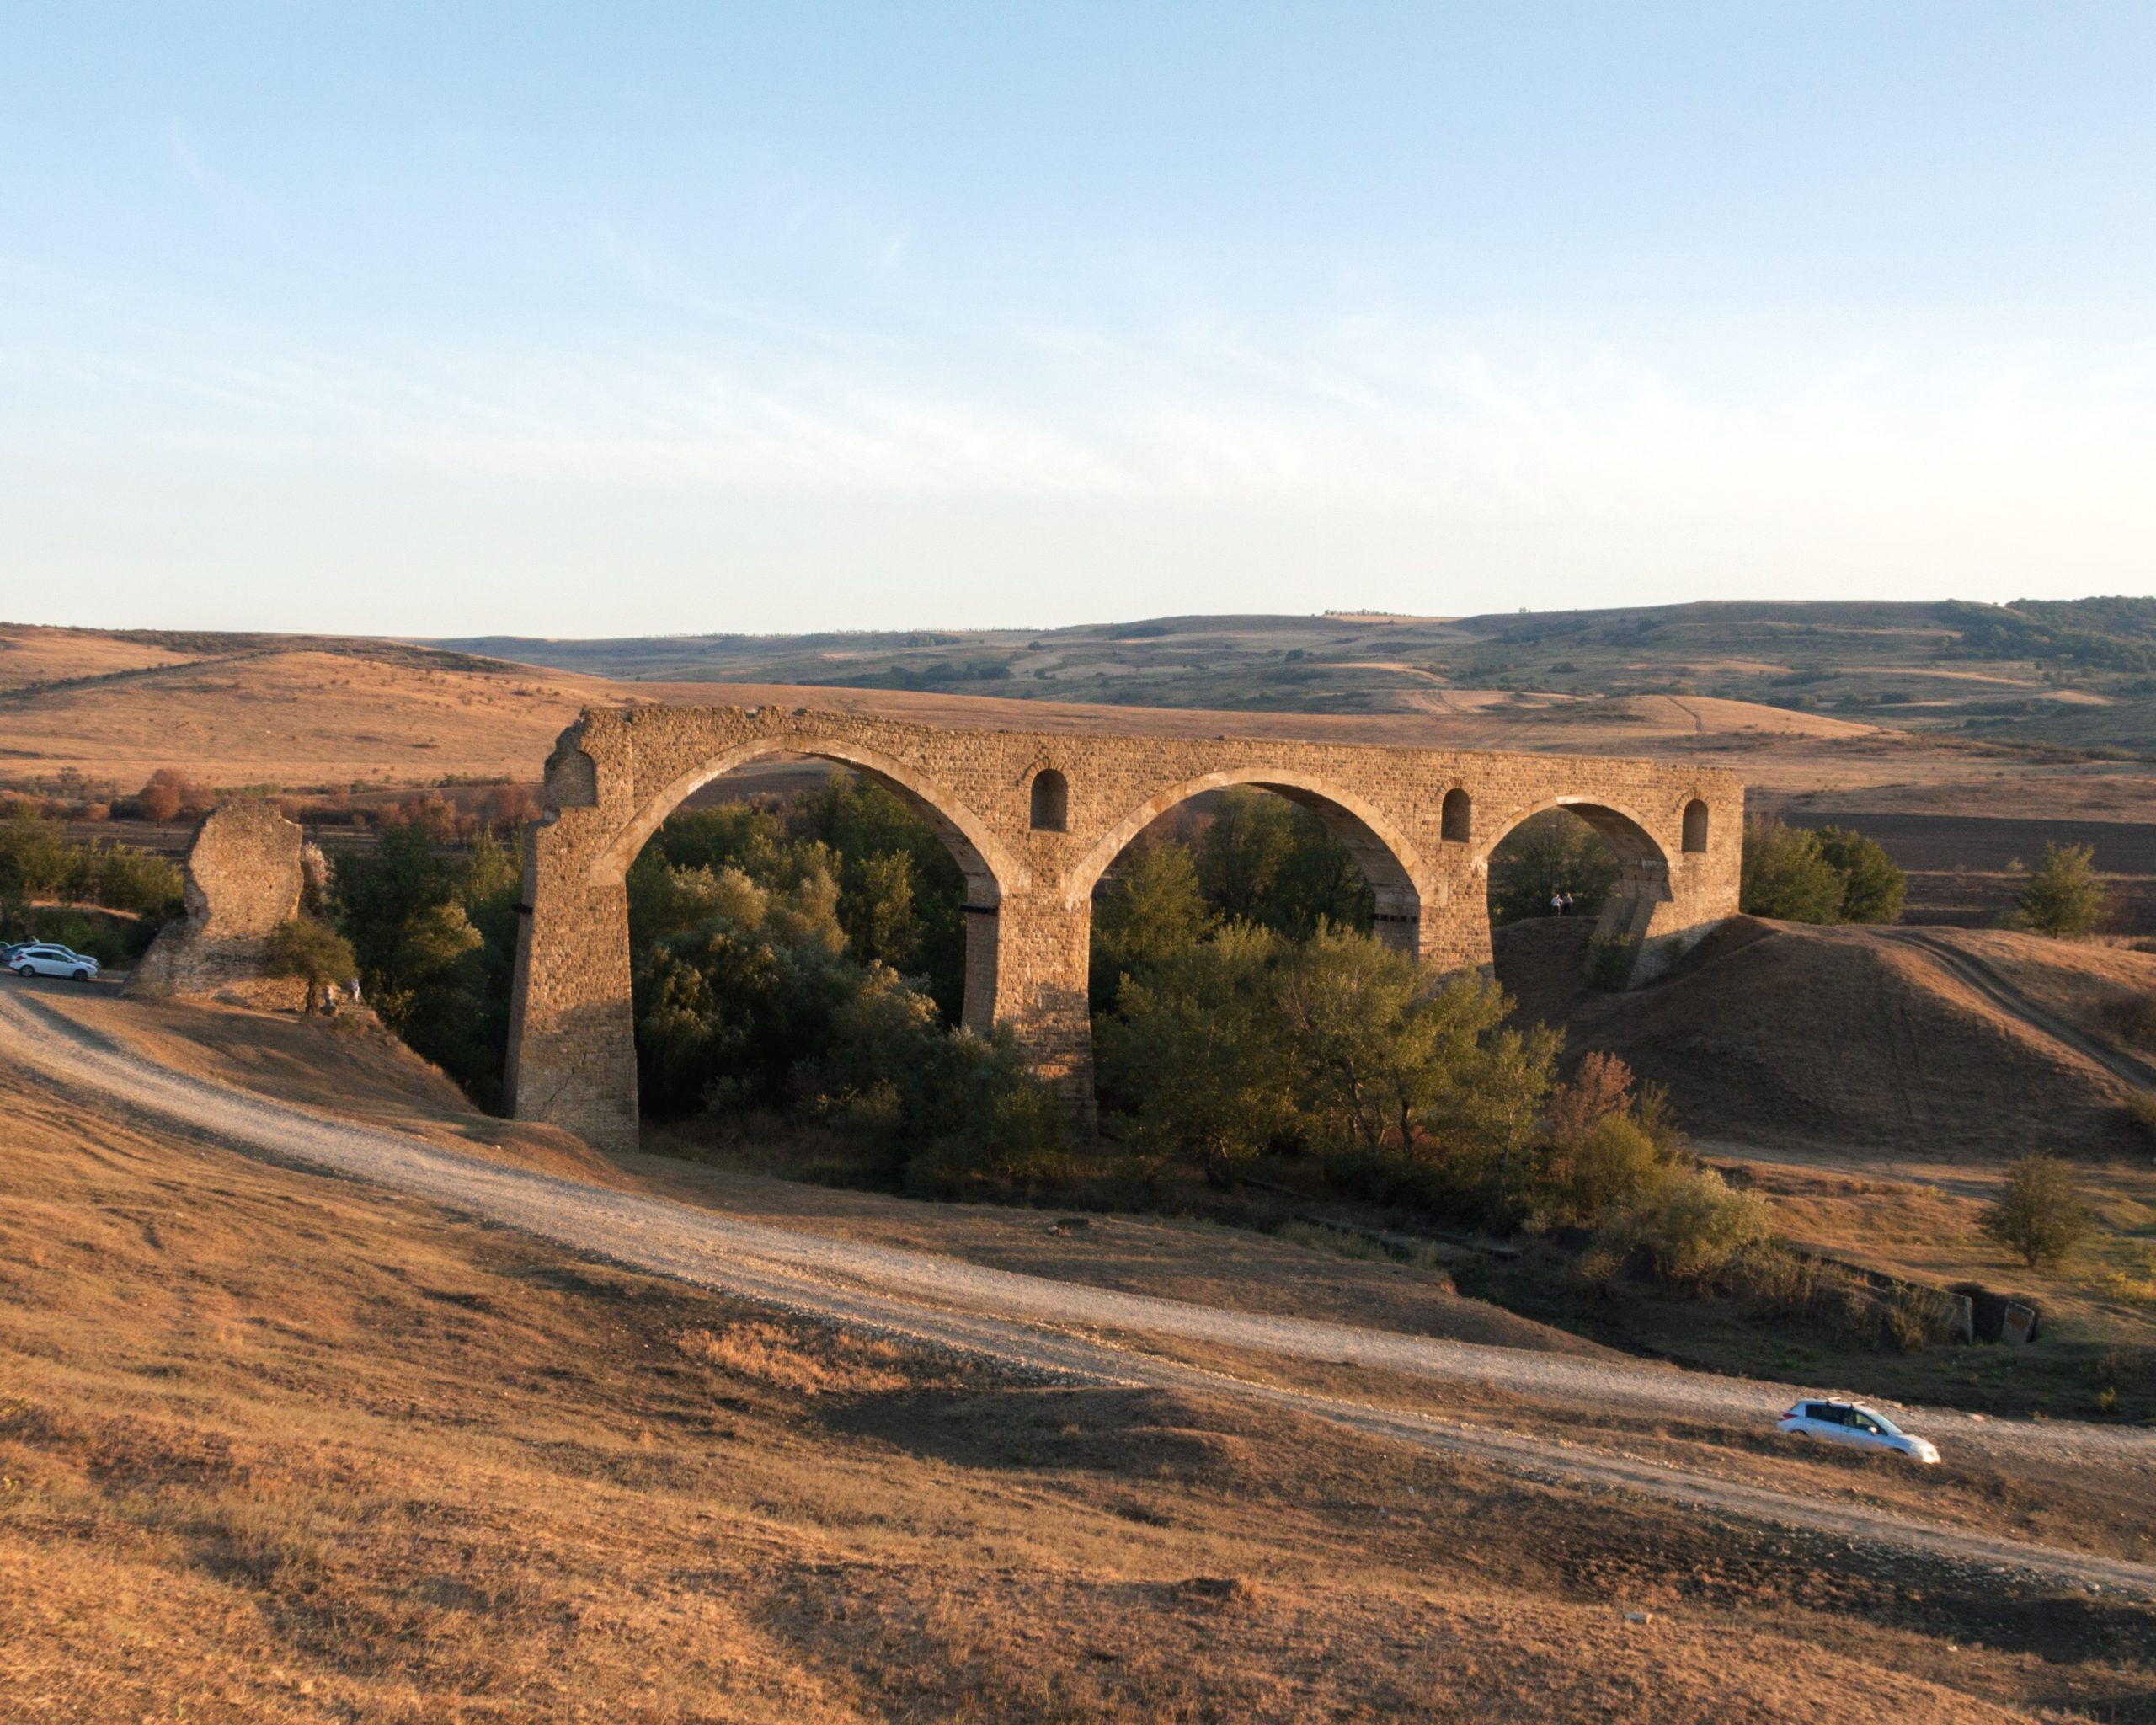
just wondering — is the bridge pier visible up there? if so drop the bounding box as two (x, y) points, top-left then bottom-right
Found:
(504, 814), (640, 1153)
(984, 891), (1097, 1127)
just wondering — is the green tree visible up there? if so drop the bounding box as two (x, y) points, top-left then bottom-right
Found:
(627, 839), (860, 1119)
(1196, 789), (1374, 938)
(0, 807), (73, 898)
(1740, 817), (1845, 922)
(805, 968), (1069, 1190)
(792, 772), (969, 1017)
(1488, 809), (1621, 925)
(1562, 1113), (1671, 1226)
(2014, 842), (2107, 937)
(1980, 1154), (2091, 1268)
(328, 824), (523, 1107)
(266, 917), (358, 1013)
(1094, 924), (1296, 1187)
(1090, 839), (1215, 1006)
(1270, 925), (1433, 1156)
(1813, 826), (1906, 925)
(1196, 789), (1297, 923)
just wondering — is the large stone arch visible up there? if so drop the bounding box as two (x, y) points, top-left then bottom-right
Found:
(1065, 766), (1442, 954)
(505, 702), (1743, 1150)
(594, 735), (1023, 1040)
(1467, 790), (1722, 978)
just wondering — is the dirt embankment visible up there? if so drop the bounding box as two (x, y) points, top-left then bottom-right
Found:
(1497, 916), (2156, 1159)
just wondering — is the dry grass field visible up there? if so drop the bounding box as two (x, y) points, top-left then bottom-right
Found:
(6, 1006), (2154, 1723)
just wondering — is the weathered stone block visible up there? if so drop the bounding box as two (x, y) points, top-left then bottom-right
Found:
(125, 801), (308, 1010)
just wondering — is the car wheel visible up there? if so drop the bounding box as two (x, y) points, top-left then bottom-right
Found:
(72, 969), (90, 982)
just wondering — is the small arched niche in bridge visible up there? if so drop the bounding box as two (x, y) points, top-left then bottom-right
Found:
(1682, 798), (1710, 854)
(1029, 766), (1069, 832)
(1441, 786), (1473, 843)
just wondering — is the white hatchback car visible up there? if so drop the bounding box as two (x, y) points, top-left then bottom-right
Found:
(1778, 1398), (1940, 1464)
(8, 945), (100, 982)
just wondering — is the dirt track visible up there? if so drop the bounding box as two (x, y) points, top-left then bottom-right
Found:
(1869, 926), (2156, 1092)
(3, 985), (2152, 1599)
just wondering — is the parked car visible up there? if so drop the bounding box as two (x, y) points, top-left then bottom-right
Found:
(1777, 1398), (1940, 1463)
(8, 945), (101, 982)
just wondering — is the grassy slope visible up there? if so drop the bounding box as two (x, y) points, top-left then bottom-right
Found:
(5, 1050), (2153, 1721)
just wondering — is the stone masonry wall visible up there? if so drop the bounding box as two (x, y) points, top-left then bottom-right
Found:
(125, 801), (308, 1010)
(508, 703), (1745, 1150)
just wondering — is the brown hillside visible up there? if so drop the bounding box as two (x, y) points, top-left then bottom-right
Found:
(7, 1063), (2091, 1722)
(1497, 917), (2151, 1158)
(10, 620), (2156, 820)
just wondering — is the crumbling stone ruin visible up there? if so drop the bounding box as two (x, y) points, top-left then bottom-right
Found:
(507, 703), (1745, 1151)
(125, 800), (309, 1009)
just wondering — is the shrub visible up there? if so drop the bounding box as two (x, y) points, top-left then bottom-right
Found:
(2012, 842), (2109, 937)
(1094, 924), (1295, 1187)
(1584, 937), (1636, 991)
(267, 917), (359, 1012)
(1563, 1113), (1670, 1226)
(1979, 1154), (2090, 1268)
(2123, 1091), (2156, 1144)
(1091, 839), (1215, 1007)
(1602, 1167), (1775, 1281)
(1739, 817), (1846, 922)
(1812, 826), (1906, 924)
(127, 769), (198, 823)
(1544, 1050), (1635, 1146)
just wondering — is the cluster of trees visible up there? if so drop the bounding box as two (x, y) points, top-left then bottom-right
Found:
(1090, 789), (1374, 1003)
(0, 807), (185, 960)
(1085, 798), (1764, 1267)
(324, 825), (523, 1107)
(1093, 913), (1751, 1246)
(626, 777), (1062, 1190)
(1739, 817), (1906, 924)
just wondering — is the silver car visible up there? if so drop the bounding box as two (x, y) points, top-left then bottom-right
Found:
(8, 945), (100, 982)
(1777, 1397), (1940, 1463)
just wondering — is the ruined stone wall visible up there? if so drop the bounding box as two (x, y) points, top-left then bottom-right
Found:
(508, 703), (1744, 1150)
(125, 801), (308, 1009)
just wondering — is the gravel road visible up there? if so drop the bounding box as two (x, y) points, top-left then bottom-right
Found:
(4, 985), (2152, 1599)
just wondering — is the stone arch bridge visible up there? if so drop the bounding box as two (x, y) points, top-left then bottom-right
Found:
(505, 704), (1742, 1150)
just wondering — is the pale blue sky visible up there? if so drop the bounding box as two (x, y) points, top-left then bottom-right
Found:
(3, 4), (2153, 635)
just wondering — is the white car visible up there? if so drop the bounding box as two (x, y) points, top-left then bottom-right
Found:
(8, 945), (100, 982)
(1777, 1398), (1940, 1464)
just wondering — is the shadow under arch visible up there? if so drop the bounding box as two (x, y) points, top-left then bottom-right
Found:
(1475, 794), (1675, 936)
(589, 736), (1027, 1033)
(1065, 767), (1439, 950)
